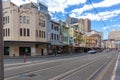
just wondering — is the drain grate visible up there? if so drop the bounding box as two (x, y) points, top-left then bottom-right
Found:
(27, 73), (37, 77)
(19, 73), (37, 80)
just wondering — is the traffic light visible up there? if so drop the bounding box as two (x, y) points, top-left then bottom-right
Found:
(25, 48), (28, 53)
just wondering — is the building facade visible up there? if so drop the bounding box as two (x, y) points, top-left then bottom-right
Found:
(60, 21), (71, 54)
(3, 1), (49, 56)
(85, 30), (102, 49)
(3, 1), (99, 56)
(70, 23), (84, 53)
(108, 30), (120, 41)
(102, 39), (116, 49)
(48, 20), (61, 55)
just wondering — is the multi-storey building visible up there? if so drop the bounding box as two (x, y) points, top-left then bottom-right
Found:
(49, 20), (61, 54)
(66, 16), (78, 25)
(70, 23), (84, 53)
(66, 16), (91, 32)
(79, 18), (91, 32)
(3, 1), (94, 56)
(108, 30), (120, 41)
(59, 21), (72, 54)
(66, 16), (91, 53)
(108, 30), (120, 49)
(3, 1), (49, 56)
(85, 30), (102, 50)
(37, 1), (51, 43)
(102, 39), (116, 49)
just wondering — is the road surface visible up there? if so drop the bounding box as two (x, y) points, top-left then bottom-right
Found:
(4, 51), (119, 80)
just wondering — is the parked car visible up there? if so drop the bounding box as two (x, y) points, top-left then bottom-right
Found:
(88, 50), (97, 54)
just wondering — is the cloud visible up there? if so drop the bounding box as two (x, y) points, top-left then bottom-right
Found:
(10, 0), (120, 14)
(103, 26), (110, 30)
(70, 9), (120, 21)
(69, 13), (76, 17)
(113, 24), (120, 27)
(72, 0), (120, 15)
(10, 0), (86, 13)
(11, 0), (33, 6)
(39, 0), (86, 13)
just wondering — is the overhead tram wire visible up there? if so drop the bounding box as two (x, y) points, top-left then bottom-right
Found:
(88, 0), (112, 32)
(88, 0), (116, 40)
(87, 0), (120, 49)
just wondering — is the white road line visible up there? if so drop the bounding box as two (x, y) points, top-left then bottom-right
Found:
(111, 53), (120, 80)
(5, 57), (80, 70)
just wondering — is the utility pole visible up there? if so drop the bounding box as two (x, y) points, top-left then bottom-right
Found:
(0, 0), (4, 80)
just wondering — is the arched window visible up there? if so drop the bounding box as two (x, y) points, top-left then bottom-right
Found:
(23, 16), (26, 23)
(27, 16), (30, 24)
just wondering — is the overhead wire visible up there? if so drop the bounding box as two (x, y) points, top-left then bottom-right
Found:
(88, 0), (112, 32)
(87, 0), (120, 49)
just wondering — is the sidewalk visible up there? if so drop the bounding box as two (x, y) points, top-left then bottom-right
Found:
(4, 53), (87, 59)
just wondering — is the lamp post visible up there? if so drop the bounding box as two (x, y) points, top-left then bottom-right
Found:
(0, 0), (4, 80)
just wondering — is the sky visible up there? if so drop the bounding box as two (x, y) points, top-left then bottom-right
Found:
(9, 0), (120, 39)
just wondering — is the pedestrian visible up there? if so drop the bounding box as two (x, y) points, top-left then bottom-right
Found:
(55, 49), (57, 56)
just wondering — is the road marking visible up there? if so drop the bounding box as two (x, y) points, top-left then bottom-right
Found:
(111, 53), (120, 80)
(49, 60), (97, 80)
(5, 54), (108, 80)
(5, 56), (81, 70)
(5, 56), (88, 80)
(49, 55), (108, 80)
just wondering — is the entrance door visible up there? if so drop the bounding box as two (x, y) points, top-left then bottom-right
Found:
(4, 47), (10, 56)
(41, 49), (44, 56)
(19, 47), (31, 56)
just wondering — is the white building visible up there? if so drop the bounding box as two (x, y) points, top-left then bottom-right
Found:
(3, 1), (49, 56)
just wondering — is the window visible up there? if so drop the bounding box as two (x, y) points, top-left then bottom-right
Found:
(5, 17), (7, 24)
(36, 30), (38, 37)
(8, 16), (9, 23)
(27, 29), (29, 36)
(42, 20), (45, 27)
(23, 16), (26, 23)
(39, 20), (45, 27)
(8, 28), (10, 36)
(42, 31), (44, 38)
(39, 30), (41, 38)
(6, 16), (8, 24)
(51, 23), (53, 29)
(54, 34), (56, 40)
(20, 16), (22, 23)
(56, 27), (58, 31)
(6, 29), (7, 36)
(54, 24), (58, 31)
(51, 33), (53, 40)
(57, 34), (59, 40)
(27, 16), (30, 24)
(24, 28), (26, 36)
(44, 31), (45, 38)
(20, 28), (22, 36)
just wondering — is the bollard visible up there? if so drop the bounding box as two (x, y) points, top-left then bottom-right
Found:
(24, 54), (26, 63)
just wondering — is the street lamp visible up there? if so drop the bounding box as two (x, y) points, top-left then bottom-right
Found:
(0, 0), (4, 80)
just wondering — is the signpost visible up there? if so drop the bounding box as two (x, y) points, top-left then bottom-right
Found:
(0, 0), (4, 80)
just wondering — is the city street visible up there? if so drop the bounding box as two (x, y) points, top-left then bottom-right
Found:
(4, 51), (120, 80)
(1, 0), (120, 80)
